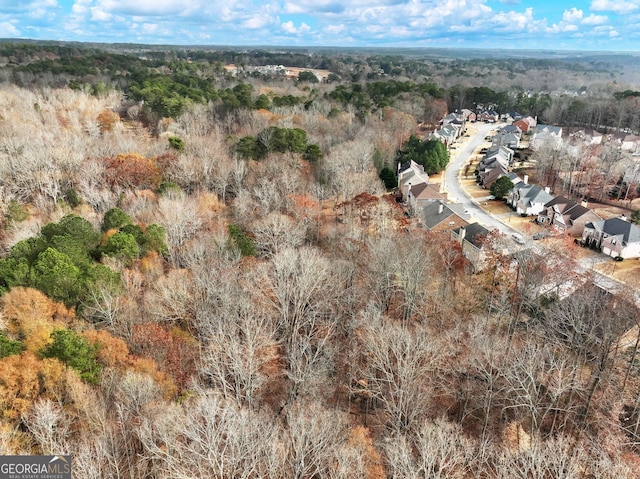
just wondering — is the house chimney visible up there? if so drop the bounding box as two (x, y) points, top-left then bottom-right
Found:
(581, 198), (588, 208)
(523, 174), (529, 185)
(621, 214), (628, 222)
(458, 226), (466, 244)
(438, 202), (444, 214)
(544, 186), (550, 194)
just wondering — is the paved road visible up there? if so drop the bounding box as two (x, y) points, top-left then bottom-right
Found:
(443, 123), (637, 301)
(442, 122), (519, 235)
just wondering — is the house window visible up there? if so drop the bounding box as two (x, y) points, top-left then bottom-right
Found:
(449, 221), (455, 226)
(611, 239), (616, 245)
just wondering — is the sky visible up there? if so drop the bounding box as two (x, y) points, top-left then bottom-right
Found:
(0, 0), (639, 51)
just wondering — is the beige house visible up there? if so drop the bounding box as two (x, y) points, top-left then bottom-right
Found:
(537, 196), (602, 236)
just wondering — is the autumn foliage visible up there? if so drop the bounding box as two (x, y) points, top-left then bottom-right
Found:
(130, 323), (198, 391)
(103, 153), (161, 190)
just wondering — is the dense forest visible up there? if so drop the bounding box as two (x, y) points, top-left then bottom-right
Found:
(0, 42), (640, 477)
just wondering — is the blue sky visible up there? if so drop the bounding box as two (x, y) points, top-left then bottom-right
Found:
(0, 0), (638, 50)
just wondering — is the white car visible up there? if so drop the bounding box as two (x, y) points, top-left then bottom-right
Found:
(511, 233), (525, 244)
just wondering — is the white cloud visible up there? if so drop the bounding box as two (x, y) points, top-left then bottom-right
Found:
(281, 20), (296, 33)
(72, 0), (91, 15)
(281, 20), (311, 34)
(324, 24), (346, 34)
(582, 14), (608, 25)
(97, 0), (202, 17)
(0, 0), (634, 50)
(90, 7), (112, 21)
(242, 13), (273, 29)
(562, 8), (583, 22)
(590, 0), (639, 14)
(592, 24), (620, 36)
(0, 21), (20, 36)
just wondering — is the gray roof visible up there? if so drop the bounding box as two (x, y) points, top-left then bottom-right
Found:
(536, 124), (563, 136)
(588, 218), (640, 245)
(519, 184), (554, 206)
(507, 172), (522, 183)
(502, 125), (521, 134)
(544, 195), (574, 211)
(454, 223), (490, 248)
(422, 202), (469, 229)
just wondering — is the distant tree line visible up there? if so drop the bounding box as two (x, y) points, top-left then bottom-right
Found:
(1, 42), (639, 133)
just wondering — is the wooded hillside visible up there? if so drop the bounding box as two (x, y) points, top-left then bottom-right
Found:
(0, 44), (639, 477)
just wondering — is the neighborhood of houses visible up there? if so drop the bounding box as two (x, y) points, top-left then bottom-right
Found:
(398, 109), (640, 272)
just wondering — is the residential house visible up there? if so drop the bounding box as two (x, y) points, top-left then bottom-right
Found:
(476, 145), (514, 188)
(421, 201), (470, 233)
(492, 130), (521, 149)
(565, 127), (603, 145)
(461, 109), (477, 122)
(478, 110), (499, 123)
(397, 160), (429, 202)
(531, 124), (563, 150)
(480, 109), (500, 123)
(508, 183), (554, 216)
(433, 123), (461, 146)
(451, 222), (491, 272)
(513, 115), (537, 134)
(442, 112), (464, 126)
(582, 217), (640, 259)
(612, 133), (640, 153)
(537, 196), (602, 236)
(478, 166), (509, 189)
(505, 111), (521, 122)
(502, 125), (523, 136)
(484, 145), (514, 165)
(478, 153), (510, 175)
(513, 119), (531, 134)
(407, 182), (448, 211)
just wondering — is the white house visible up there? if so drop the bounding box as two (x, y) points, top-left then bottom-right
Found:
(508, 182), (554, 216)
(531, 125), (563, 150)
(398, 160), (429, 202)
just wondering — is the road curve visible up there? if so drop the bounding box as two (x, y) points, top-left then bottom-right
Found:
(442, 122), (521, 235)
(442, 122), (638, 302)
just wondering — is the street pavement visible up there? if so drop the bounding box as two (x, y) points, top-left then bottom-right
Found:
(442, 122), (521, 236)
(442, 122), (637, 301)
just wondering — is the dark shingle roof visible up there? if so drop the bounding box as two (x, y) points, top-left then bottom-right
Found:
(566, 204), (591, 221)
(454, 223), (490, 248)
(544, 195), (574, 209)
(599, 218), (640, 245)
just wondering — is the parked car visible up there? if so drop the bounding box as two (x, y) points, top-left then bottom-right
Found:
(532, 232), (551, 240)
(512, 233), (525, 244)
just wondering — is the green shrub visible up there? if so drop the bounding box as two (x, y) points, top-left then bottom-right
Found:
(101, 232), (140, 263)
(30, 248), (82, 306)
(228, 224), (256, 257)
(0, 333), (23, 359)
(5, 200), (28, 223)
(379, 167), (397, 190)
(168, 136), (185, 152)
(102, 208), (132, 232)
(0, 214), (122, 307)
(64, 187), (81, 207)
(143, 224), (168, 256)
(40, 329), (102, 384)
